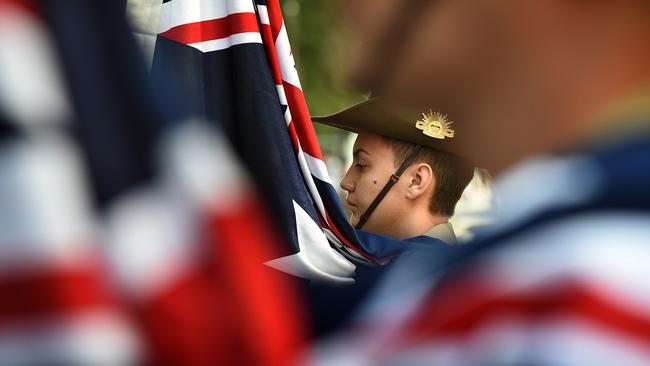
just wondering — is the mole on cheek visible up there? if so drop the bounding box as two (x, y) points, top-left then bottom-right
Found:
(373, 180), (377, 184)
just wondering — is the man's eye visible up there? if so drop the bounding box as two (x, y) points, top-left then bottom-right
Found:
(355, 163), (367, 170)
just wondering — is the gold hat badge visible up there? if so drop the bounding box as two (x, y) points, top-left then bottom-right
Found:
(415, 110), (455, 140)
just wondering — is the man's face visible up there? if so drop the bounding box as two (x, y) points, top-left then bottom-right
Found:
(340, 133), (406, 236)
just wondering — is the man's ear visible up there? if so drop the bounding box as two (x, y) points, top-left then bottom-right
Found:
(406, 163), (434, 200)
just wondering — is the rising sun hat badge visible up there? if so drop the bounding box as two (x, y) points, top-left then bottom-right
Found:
(415, 110), (455, 140)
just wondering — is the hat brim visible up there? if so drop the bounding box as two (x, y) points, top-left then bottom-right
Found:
(311, 97), (465, 157)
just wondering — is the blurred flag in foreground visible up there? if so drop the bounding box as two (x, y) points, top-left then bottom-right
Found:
(0, 0), (138, 364)
(0, 0), (305, 364)
(151, 0), (403, 283)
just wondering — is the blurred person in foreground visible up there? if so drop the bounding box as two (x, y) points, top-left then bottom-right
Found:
(310, 0), (650, 364)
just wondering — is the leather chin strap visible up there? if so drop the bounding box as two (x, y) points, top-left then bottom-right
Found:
(355, 146), (423, 230)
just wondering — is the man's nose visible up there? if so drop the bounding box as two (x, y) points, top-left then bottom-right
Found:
(340, 167), (355, 192)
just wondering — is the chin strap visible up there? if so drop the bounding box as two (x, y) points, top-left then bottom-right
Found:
(355, 146), (423, 230)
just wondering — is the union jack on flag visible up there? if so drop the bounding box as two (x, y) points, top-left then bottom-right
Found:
(152, 0), (393, 282)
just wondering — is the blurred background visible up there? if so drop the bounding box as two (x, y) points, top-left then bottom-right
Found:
(280, 0), (365, 117)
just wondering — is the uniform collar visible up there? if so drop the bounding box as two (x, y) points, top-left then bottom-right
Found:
(424, 222), (457, 245)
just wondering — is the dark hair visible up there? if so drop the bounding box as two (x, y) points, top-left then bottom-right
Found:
(382, 136), (474, 216)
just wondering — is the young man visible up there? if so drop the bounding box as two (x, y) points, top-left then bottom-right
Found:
(313, 97), (474, 245)
(305, 97), (476, 337)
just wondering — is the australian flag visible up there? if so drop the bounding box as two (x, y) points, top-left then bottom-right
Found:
(151, 0), (394, 282)
(0, 0), (305, 364)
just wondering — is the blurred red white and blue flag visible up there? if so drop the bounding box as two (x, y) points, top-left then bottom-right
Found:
(0, 1), (139, 363)
(0, 0), (305, 364)
(151, 0), (390, 282)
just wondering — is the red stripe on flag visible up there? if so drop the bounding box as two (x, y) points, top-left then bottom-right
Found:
(320, 210), (381, 264)
(159, 12), (260, 45)
(265, 0), (284, 42)
(137, 269), (230, 366)
(1, 0), (41, 17)
(401, 275), (650, 348)
(287, 121), (301, 156)
(260, 24), (283, 85)
(259, 5), (325, 161)
(137, 191), (306, 366)
(0, 261), (116, 324)
(209, 192), (307, 365)
(283, 81), (324, 160)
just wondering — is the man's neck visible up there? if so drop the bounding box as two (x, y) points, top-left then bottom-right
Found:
(391, 212), (449, 240)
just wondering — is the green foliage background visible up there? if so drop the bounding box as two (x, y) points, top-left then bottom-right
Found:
(280, 0), (365, 133)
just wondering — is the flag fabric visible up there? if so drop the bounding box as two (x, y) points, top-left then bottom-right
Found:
(151, 0), (403, 283)
(1, 0), (305, 364)
(254, 0), (388, 266)
(0, 1), (139, 364)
